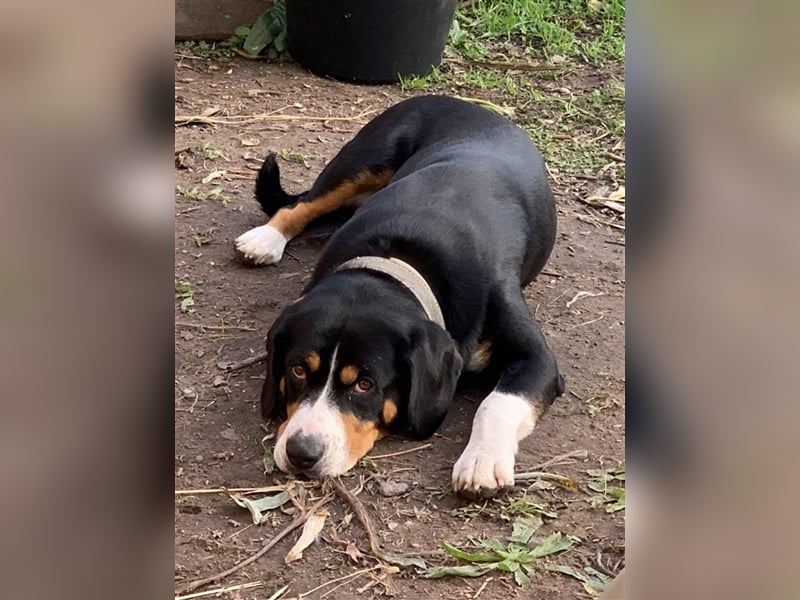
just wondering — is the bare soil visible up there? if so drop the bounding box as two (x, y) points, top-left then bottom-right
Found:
(175, 55), (624, 599)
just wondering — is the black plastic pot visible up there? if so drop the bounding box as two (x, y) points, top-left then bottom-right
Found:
(286, 0), (458, 83)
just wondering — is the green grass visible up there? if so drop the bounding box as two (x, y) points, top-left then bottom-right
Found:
(521, 82), (625, 176)
(453, 0), (625, 64)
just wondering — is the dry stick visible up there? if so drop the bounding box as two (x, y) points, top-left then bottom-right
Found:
(220, 351), (269, 372)
(175, 108), (377, 127)
(176, 322), (257, 332)
(529, 448), (589, 472)
(298, 566), (384, 599)
(328, 477), (420, 567)
(175, 485), (289, 496)
(603, 150), (626, 163)
(541, 268), (565, 278)
(368, 443), (432, 460)
(473, 576), (493, 599)
(448, 57), (562, 72)
(174, 580), (268, 600)
(176, 494), (333, 595)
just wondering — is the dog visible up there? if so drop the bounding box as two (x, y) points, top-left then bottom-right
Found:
(236, 95), (565, 494)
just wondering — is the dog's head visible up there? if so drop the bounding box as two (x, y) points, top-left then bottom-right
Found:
(261, 291), (463, 477)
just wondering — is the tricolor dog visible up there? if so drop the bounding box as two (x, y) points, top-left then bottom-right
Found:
(236, 95), (565, 494)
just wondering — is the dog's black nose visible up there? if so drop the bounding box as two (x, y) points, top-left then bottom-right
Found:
(285, 434), (324, 471)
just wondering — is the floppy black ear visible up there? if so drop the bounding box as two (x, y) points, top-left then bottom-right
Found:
(261, 317), (288, 420)
(405, 321), (464, 439)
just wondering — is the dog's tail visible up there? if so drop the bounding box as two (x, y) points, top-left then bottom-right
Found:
(254, 153), (304, 216)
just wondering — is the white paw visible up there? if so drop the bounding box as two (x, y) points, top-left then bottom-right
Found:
(235, 225), (288, 265)
(451, 391), (538, 494)
(452, 441), (516, 493)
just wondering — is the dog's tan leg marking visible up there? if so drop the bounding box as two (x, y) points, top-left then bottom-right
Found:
(236, 169), (394, 265)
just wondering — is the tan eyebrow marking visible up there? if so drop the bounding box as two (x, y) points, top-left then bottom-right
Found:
(306, 351), (321, 372)
(382, 399), (398, 425)
(339, 365), (359, 386)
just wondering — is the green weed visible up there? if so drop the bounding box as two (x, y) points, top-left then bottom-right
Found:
(586, 465), (625, 513)
(279, 148), (312, 169)
(177, 185), (234, 206)
(426, 520), (579, 587)
(198, 143), (230, 161)
(193, 232), (214, 247)
(175, 281), (197, 313)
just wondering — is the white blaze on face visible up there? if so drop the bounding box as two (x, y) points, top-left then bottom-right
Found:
(272, 346), (361, 476)
(451, 391), (539, 492)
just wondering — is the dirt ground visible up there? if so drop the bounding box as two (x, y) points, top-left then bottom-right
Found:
(175, 54), (624, 599)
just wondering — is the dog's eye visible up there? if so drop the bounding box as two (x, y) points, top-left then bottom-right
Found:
(354, 378), (374, 393)
(290, 364), (307, 380)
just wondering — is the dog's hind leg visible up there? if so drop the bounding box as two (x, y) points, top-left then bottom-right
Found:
(236, 140), (400, 265)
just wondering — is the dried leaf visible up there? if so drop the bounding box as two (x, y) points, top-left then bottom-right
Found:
(226, 488), (294, 524)
(379, 552), (428, 569)
(202, 169), (226, 184)
(344, 541), (363, 563)
(285, 510), (327, 563)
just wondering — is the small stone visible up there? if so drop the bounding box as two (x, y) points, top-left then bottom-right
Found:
(221, 428), (238, 441)
(379, 480), (409, 497)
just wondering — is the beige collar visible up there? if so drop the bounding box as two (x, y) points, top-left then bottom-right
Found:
(336, 256), (445, 328)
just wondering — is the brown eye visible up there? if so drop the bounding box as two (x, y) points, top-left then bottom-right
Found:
(354, 378), (374, 393)
(290, 364), (307, 380)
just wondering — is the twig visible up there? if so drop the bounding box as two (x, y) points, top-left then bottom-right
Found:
(541, 268), (565, 278)
(566, 291), (605, 309)
(566, 313), (605, 330)
(176, 494), (333, 595)
(177, 206), (202, 215)
(218, 351), (269, 372)
(175, 108), (377, 127)
(298, 566), (385, 599)
(603, 150), (626, 162)
(529, 449), (588, 471)
(176, 321), (257, 332)
(453, 96), (515, 117)
(474, 576), (493, 598)
(174, 580), (269, 600)
(176, 485), (289, 496)
(447, 57), (562, 72)
(368, 443), (432, 460)
(328, 477), (422, 568)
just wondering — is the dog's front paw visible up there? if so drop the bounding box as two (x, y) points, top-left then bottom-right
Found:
(235, 225), (288, 265)
(452, 442), (516, 495)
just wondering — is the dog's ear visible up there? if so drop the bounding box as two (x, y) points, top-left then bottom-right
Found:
(404, 321), (464, 439)
(261, 316), (288, 420)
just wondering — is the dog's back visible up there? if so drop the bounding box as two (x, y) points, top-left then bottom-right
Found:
(309, 96), (556, 300)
